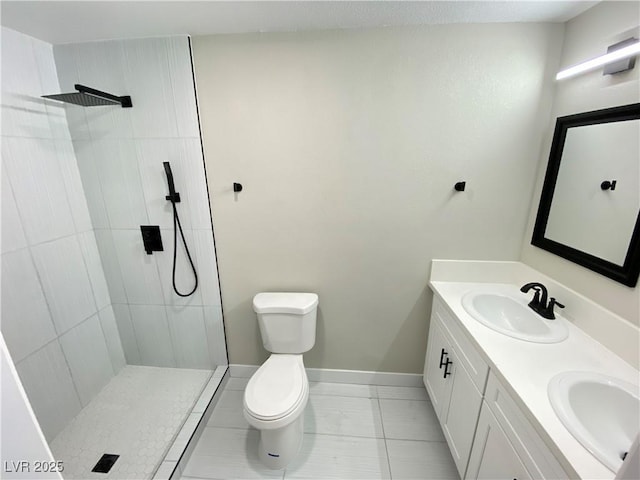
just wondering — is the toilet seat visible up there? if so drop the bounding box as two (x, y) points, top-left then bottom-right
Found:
(244, 354), (307, 423)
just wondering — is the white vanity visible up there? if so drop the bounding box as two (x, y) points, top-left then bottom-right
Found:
(423, 260), (640, 480)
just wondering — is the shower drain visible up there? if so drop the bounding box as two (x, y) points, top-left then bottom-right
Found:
(91, 454), (120, 474)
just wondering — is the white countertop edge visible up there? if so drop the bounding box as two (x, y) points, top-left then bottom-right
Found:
(429, 279), (639, 480)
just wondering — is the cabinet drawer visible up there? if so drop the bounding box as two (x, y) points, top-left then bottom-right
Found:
(484, 372), (569, 479)
(433, 296), (489, 394)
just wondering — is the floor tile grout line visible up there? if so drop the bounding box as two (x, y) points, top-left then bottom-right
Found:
(376, 396), (394, 480)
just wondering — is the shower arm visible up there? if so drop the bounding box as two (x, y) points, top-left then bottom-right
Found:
(75, 84), (132, 108)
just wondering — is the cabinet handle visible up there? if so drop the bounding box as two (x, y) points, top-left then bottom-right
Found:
(443, 358), (453, 378)
(439, 348), (448, 368)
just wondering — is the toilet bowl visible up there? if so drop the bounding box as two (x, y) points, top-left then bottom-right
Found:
(242, 292), (318, 469)
(243, 355), (309, 469)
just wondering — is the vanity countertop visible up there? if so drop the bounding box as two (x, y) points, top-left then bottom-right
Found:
(428, 261), (640, 480)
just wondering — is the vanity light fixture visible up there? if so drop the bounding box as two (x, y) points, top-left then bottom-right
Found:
(556, 38), (640, 80)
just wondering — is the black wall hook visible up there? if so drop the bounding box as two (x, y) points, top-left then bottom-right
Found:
(601, 180), (617, 191)
(454, 181), (466, 192)
(233, 182), (243, 193)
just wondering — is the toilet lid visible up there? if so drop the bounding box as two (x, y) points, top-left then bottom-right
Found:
(244, 355), (306, 421)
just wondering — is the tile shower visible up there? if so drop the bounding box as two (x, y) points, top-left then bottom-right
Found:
(1, 27), (226, 479)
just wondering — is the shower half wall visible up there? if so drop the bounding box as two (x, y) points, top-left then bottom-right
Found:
(1, 27), (226, 479)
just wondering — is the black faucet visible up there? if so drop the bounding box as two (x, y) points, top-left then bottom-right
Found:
(520, 282), (564, 320)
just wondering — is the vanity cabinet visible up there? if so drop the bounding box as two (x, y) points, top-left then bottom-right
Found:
(423, 297), (489, 477)
(466, 373), (569, 480)
(466, 402), (532, 480)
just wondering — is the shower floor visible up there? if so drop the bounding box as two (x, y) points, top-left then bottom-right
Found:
(49, 365), (212, 480)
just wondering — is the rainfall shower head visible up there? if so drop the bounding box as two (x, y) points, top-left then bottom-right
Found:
(42, 84), (132, 108)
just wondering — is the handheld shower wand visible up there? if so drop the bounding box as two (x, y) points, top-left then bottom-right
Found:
(163, 162), (198, 297)
(164, 162), (180, 203)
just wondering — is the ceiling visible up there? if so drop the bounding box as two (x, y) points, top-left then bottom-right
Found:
(1, 1), (599, 45)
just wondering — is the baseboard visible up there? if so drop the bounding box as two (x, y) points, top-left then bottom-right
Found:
(229, 364), (423, 387)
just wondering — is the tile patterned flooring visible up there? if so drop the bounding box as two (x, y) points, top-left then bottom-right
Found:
(181, 378), (459, 480)
(49, 366), (211, 479)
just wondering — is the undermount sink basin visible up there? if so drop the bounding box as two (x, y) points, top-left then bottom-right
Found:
(548, 371), (640, 472)
(461, 285), (569, 343)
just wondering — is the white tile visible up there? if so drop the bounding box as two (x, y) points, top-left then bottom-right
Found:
(1, 161), (28, 253)
(78, 231), (111, 310)
(51, 43), (93, 141)
(31, 235), (97, 334)
(305, 395), (384, 438)
(73, 140), (110, 229)
(182, 427), (283, 479)
(166, 305), (211, 369)
(165, 413), (202, 462)
(166, 36), (200, 138)
(48, 365), (208, 480)
(285, 434), (390, 479)
(54, 140), (92, 232)
(192, 374), (224, 414)
(309, 382), (376, 398)
(53, 44), (90, 140)
(2, 137), (75, 244)
(112, 304), (141, 365)
(386, 439), (458, 480)
(376, 385), (429, 401)
(193, 230), (221, 307)
(207, 389), (246, 429)
(0, 249), (57, 362)
(98, 305), (126, 373)
(122, 37), (179, 139)
(15, 340), (82, 441)
(136, 139), (211, 238)
(203, 306), (227, 367)
(180, 139), (212, 230)
(225, 377), (249, 391)
(153, 461), (178, 480)
(92, 139), (148, 229)
(1, 28), (52, 138)
(136, 139), (189, 231)
(94, 229), (127, 303)
(156, 228), (203, 307)
(73, 40), (135, 140)
(32, 36), (59, 94)
(129, 304), (176, 367)
(112, 229), (164, 305)
(59, 314), (114, 406)
(32, 36), (71, 141)
(378, 399), (445, 441)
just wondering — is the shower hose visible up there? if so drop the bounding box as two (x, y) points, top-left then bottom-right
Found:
(169, 199), (198, 297)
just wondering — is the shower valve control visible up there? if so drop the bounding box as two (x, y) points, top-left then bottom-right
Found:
(141, 225), (163, 255)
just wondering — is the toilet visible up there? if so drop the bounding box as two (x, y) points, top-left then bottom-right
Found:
(243, 292), (318, 469)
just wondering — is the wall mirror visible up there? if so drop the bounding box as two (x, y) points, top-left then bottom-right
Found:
(532, 103), (640, 287)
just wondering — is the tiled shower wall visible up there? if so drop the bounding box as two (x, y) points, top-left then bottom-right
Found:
(53, 35), (227, 370)
(1, 27), (125, 441)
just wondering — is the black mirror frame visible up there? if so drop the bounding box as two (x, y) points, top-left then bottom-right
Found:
(532, 103), (640, 288)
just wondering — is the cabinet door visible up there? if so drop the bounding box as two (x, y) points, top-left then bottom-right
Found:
(441, 347), (483, 478)
(466, 402), (532, 480)
(423, 315), (452, 421)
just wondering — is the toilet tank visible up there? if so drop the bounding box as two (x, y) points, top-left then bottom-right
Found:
(253, 292), (318, 354)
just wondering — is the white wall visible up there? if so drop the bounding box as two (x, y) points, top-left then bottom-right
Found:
(521, 1), (640, 326)
(1, 27), (124, 441)
(53, 36), (227, 369)
(193, 23), (563, 372)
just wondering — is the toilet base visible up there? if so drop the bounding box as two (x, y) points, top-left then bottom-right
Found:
(257, 413), (304, 469)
